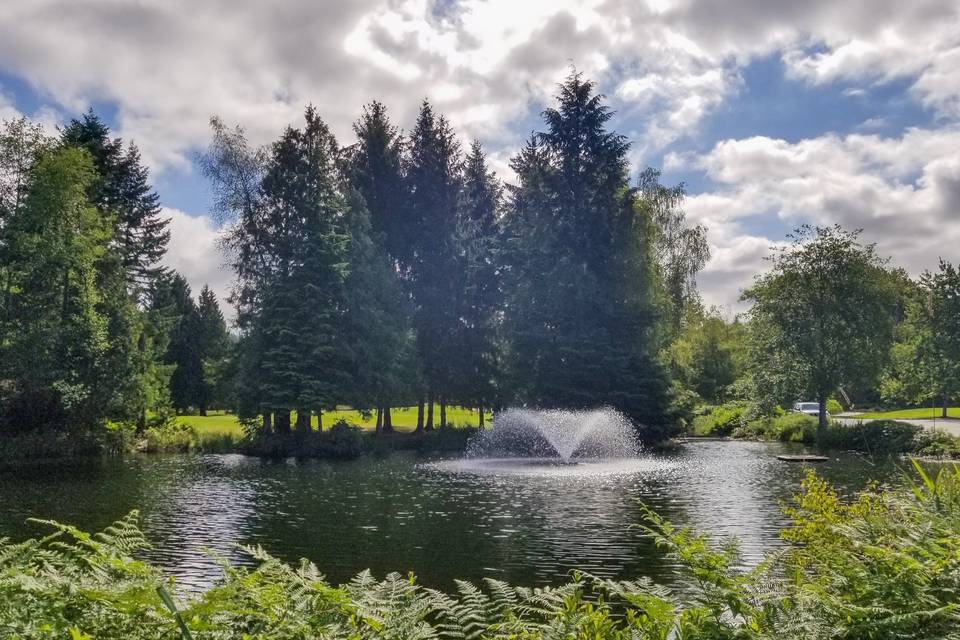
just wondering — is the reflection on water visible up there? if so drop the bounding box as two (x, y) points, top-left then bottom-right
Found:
(0, 441), (908, 592)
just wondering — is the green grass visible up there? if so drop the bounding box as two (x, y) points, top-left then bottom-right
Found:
(176, 405), (481, 436)
(849, 407), (960, 420)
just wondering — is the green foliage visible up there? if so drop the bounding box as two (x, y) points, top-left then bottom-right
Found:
(0, 144), (142, 434)
(826, 397), (843, 415)
(817, 419), (921, 454)
(691, 401), (750, 436)
(744, 225), (901, 430)
(501, 72), (672, 440)
(638, 167), (710, 335)
(60, 111), (170, 292)
(667, 308), (749, 405)
(7, 467), (960, 637)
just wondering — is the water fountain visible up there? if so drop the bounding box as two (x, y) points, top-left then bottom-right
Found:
(430, 407), (667, 476)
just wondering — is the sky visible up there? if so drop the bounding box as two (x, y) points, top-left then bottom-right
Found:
(1, 0), (958, 319)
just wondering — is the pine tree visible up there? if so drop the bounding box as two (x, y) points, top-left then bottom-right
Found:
(404, 101), (463, 427)
(61, 112), (170, 292)
(502, 73), (672, 439)
(347, 101), (407, 262)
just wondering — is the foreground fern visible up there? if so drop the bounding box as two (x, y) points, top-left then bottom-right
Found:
(2, 464), (959, 639)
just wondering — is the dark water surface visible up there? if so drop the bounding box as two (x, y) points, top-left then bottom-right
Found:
(0, 441), (908, 592)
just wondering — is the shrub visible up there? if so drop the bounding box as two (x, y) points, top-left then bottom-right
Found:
(731, 413), (817, 442)
(826, 397), (843, 415)
(914, 428), (960, 458)
(818, 419), (920, 454)
(690, 401), (749, 436)
(142, 421), (197, 453)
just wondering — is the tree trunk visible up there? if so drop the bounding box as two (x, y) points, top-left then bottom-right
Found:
(383, 407), (394, 433)
(440, 399), (447, 429)
(262, 411), (272, 432)
(426, 394), (434, 431)
(943, 395), (949, 419)
(478, 403), (484, 429)
(818, 395), (828, 435)
(136, 330), (147, 434)
(416, 398), (425, 433)
(199, 404), (208, 417)
(317, 409), (323, 432)
(375, 407), (383, 434)
(275, 410), (291, 435)
(295, 409), (310, 432)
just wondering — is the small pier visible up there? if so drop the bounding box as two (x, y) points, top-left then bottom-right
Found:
(776, 454), (829, 462)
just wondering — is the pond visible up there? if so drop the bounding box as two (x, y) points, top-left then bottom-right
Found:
(0, 441), (909, 593)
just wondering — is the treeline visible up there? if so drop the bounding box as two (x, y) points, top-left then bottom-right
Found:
(0, 113), (230, 438)
(0, 72), (710, 443)
(663, 225), (960, 430)
(203, 73), (708, 440)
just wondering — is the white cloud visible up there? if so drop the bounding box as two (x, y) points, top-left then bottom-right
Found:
(160, 208), (234, 318)
(0, 0), (956, 174)
(2, 0), (959, 317)
(682, 126), (960, 309)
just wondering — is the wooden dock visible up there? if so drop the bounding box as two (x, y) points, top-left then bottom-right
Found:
(777, 454), (829, 462)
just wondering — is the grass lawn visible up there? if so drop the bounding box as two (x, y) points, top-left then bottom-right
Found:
(176, 405), (481, 436)
(849, 407), (960, 420)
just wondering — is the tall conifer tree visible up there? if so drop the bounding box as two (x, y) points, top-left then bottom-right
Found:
(502, 73), (671, 438)
(404, 101), (463, 427)
(61, 112), (170, 291)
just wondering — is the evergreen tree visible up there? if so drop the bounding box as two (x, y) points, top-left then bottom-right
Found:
(0, 146), (140, 431)
(455, 141), (502, 425)
(404, 101), (463, 427)
(502, 73), (672, 439)
(347, 101), (408, 262)
(150, 272), (203, 414)
(220, 108), (351, 431)
(61, 112), (170, 291)
(196, 285), (231, 414)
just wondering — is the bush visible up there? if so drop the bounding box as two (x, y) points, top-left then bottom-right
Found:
(818, 419), (920, 454)
(826, 398), (843, 415)
(142, 421), (197, 453)
(735, 412), (818, 443)
(4, 466), (960, 638)
(690, 401), (749, 436)
(914, 428), (960, 458)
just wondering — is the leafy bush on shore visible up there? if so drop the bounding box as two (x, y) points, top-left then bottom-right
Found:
(3, 465), (960, 638)
(690, 401), (960, 458)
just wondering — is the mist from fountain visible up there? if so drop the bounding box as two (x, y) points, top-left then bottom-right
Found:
(465, 407), (640, 461)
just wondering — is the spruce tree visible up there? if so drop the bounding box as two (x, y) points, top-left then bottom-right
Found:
(196, 285), (230, 414)
(150, 272), (203, 414)
(502, 73), (672, 439)
(404, 101), (463, 427)
(249, 107), (351, 430)
(455, 141), (502, 425)
(345, 102), (416, 431)
(61, 112), (170, 291)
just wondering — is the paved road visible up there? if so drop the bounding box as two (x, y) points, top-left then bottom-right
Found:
(835, 415), (960, 437)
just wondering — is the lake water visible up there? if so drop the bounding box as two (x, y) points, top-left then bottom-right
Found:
(0, 441), (909, 593)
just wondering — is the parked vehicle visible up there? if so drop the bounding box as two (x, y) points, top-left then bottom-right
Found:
(792, 402), (830, 418)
